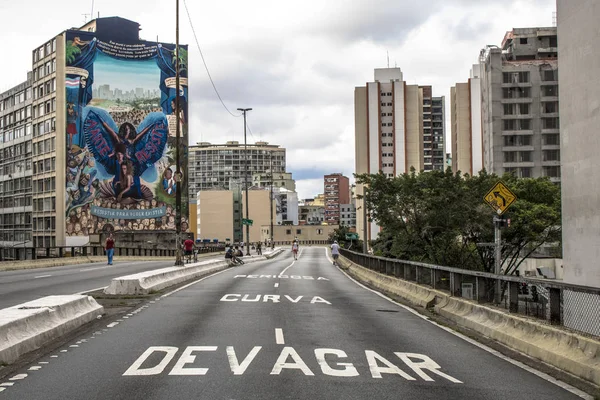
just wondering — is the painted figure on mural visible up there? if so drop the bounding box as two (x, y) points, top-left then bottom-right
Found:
(66, 102), (78, 149)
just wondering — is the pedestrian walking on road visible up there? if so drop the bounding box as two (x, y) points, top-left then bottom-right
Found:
(256, 241), (262, 255)
(105, 233), (115, 265)
(292, 240), (299, 260)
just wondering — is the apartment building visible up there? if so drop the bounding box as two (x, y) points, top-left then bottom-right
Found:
(323, 173), (349, 225)
(421, 86), (446, 171)
(1, 17), (191, 252)
(450, 62), (484, 176)
(252, 171), (296, 191)
(557, 0), (600, 289)
(189, 141), (286, 195)
(339, 203), (356, 228)
(480, 27), (560, 181)
(0, 75), (34, 260)
(355, 68), (433, 242)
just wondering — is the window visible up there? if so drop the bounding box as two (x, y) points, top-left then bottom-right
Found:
(296, 229), (301, 235)
(520, 38), (528, 45)
(549, 36), (557, 47)
(544, 166), (560, 178)
(503, 87), (531, 98)
(543, 134), (560, 146)
(503, 71), (529, 83)
(542, 85), (558, 97)
(504, 152), (516, 162)
(286, 229), (292, 235)
(543, 102), (558, 113)
(543, 150), (560, 161)
(543, 117), (559, 129)
(542, 70), (558, 81)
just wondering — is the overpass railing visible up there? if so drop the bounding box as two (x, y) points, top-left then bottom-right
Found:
(340, 249), (600, 338)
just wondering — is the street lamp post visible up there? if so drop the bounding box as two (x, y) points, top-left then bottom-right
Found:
(237, 108), (252, 256)
(174, 0), (183, 266)
(270, 151), (274, 249)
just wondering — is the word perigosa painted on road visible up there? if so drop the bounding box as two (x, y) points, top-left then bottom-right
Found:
(123, 346), (462, 383)
(220, 294), (331, 305)
(234, 275), (329, 281)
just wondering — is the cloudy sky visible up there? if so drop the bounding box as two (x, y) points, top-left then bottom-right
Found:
(0, 0), (556, 199)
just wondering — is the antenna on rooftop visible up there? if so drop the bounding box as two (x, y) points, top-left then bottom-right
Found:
(387, 51), (389, 68)
(91, 0), (95, 20)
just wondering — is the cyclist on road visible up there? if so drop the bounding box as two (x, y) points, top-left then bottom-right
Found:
(331, 240), (340, 266)
(292, 240), (299, 260)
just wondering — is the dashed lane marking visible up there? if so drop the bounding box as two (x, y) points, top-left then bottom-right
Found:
(275, 328), (285, 345)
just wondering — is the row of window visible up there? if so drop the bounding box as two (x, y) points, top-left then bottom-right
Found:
(0, 194), (32, 208)
(0, 212), (31, 226)
(504, 150), (560, 162)
(1, 106), (31, 129)
(32, 39), (57, 63)
(33, 197), (56, 213)
(32, 176), (57, 193)
(33, 58), (56, 82)
(503, 118), (559, 131)
(0, 87), (32, 112)
(34, 79), (57, 100)
(502, 70), (558, 84)
(33, 157), (56, 174)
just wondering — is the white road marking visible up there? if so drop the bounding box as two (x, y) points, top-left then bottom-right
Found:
(9, 374), (27, 381)
(227, 346), (262, 375)
(160, 268), (231, 299)
(38, 362), (49, 365)
(69, 345), (79, 348)
(107, 322), (119, 328)
(333, 249), (593, 399)
(34, 274), (52, 279)
(28, 366), (42, 371)
(60, 350), (68, 353)
(0, 388), (5, 393)
(79, 266), (110, 272)
(274, 283), (279, 288)
(75, 286), (106, 295)
(0, 382), (15, 386)
(279, 248), (304, 276)
(275, 328), (285, 344)
(50, 355), (58, 358)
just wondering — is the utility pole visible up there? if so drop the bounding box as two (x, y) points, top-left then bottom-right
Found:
(237, 108), (252, 256)
(494, 210), (503, 303)
(270, 152), (274, 249)
(174, 0), (183, 266)
(362, 202), (368, 254)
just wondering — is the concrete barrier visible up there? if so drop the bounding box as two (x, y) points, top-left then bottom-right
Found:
(0, 295), (104, 365)
(104, 247), (285, 295)
(339, 256), (600, 387)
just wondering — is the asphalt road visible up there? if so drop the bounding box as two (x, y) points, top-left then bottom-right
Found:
(0, 247), (588, 399)
(0, 259), (193, 309)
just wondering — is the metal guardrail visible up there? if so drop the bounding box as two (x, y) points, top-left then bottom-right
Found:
(340, 249), (600, 338)
(0, 245), (225, 261)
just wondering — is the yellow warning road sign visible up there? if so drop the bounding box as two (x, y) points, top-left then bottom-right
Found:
(484, 181), (517, 215)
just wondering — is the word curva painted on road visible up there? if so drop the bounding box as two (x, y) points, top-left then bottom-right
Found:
(220, 294), (331, 305)
(234, 275), (329, 280)
(123, 346), (462, 383)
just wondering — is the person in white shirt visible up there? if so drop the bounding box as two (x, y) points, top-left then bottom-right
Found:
(331, 241), (340, 265)
(291, 240), (299, 260)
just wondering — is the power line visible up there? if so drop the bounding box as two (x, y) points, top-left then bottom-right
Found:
(182, 0), (242, 118)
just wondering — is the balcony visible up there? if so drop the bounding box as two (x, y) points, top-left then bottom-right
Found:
(503, 161), (535, 168)
(502, 145), (534, 152)
(541, 144), (560, 150)
(501, 82), (532, 88)
(541, 160), (561, 167)
(501, 130), (533, 136)
(500, 98), (533, 104)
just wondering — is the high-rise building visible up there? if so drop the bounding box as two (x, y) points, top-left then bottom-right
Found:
(188, 141), (286, 196)
(252, 171), (295, 191)
(557, 0), (600, 289)
(324, 173), (349, 225)
(421, 86), (446, 171)
(0, 74), (34, 260)
(478, 27), (560, 181)
(450, 63), (484, 176)
(4, 16), (191, 252)
(355, 68), (446, 242)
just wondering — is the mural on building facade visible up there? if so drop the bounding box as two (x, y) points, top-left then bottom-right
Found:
(64, 31), (188, 239)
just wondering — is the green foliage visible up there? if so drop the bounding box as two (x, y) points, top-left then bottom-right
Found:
(356, 168), (561, 274)
(65, 41), (82, 65)
(172, 47), (188, 74)
(328, 225), (364, 251)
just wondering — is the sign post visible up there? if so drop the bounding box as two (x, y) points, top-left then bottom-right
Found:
(242, 218), (254, 226)
(483, 181), (517, 303)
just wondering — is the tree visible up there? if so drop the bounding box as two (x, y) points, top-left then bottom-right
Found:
(329, 225), (364, 251)
(356, 168), (561, 274)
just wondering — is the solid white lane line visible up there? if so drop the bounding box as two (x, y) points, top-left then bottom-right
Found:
(279, 248), (303, 276)
(274, 283), (279, 288)
(275, 328), (285, 345)
(34, 275), (52, 279)
(334, 250), (593, 400)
